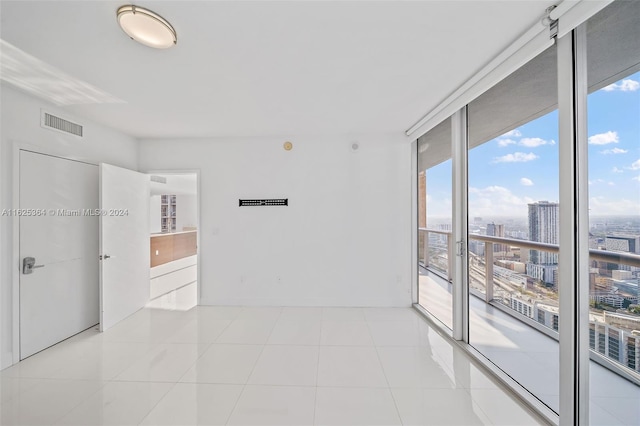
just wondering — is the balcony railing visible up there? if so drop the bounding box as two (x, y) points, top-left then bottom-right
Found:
(418, 227), (640, 385)
(419, 228), (453, 282)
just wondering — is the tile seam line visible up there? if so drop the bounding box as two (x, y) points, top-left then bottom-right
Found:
(223, 306), (281, 424)
(364, 317), (404, 425)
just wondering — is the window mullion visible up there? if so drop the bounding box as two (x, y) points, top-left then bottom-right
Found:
(557, 25), (590, 425)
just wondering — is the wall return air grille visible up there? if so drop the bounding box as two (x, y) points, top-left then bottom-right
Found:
(41, 111), (83, 137)
(150, 175), (167, 184)
(239, 199), (288, 207)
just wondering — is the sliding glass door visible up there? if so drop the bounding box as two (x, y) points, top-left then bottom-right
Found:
(585, 2), (640, 424)
(417, 117), (453, 330)
(467, 43), (560, 413)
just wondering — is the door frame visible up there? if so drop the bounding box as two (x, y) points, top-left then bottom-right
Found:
(11, 141), (98, 364)
(143, 169), (202, 304)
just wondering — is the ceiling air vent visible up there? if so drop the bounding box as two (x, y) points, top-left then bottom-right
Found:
(41, 111), (83, 137)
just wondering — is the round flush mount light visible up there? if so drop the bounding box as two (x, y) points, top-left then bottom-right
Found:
(283, 141), (293, 151)
(117, 5), (177, 49)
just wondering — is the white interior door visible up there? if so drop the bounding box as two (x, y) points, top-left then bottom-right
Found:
(19, 150), (99, 359)
(100, 163), (150, 331)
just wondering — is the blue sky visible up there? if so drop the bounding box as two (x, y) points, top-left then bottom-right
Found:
(425, 72), (640, 219)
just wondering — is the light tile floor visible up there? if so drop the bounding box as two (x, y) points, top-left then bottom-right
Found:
(419, 267), (640, 426)
(1, 305), (545, 425)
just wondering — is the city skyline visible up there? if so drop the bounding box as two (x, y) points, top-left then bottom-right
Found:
(423, 71), (640, 219)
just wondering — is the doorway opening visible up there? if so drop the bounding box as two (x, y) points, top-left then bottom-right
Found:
(147, 172), (199, 311)
(16, 152), (153, 362)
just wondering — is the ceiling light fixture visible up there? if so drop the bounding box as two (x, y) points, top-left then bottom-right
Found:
(117, 5), (177, 49)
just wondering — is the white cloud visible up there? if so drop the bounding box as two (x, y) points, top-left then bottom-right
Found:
(469, 185), (535, 217)
(501, 129), (522, 137)
(493, 152), (539, 163)
(620, 80), (640, 91)
(608, 182), (615, 186)
(497, 138), (517, 147)
(620, 79), (640, 91)
(630, 159), (640, 170)
(424, 192), (452, 218)
(588, 131), (619, 145)
(519, 137), (555, 147)
(589, 196), (640, 215)
(633, 175), (640, 182)
(612, 167), (624, 174)
(520, 178), (534, 186)
(600, 147), (628, 155)
(601, 79), (640, 92)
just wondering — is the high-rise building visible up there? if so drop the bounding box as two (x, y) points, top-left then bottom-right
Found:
(527, 201), (559, 284)
(486, 222), (506, 253)
(418, 171), (427, 264)
(605, 236), (640, 254)
(436, 223), (451, 246)
(528, 201), (559, 265)
(418, 171), (427, 229)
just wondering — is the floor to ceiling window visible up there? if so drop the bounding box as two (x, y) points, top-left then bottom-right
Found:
(585, 2), (640, 424)
(467, 43), (560, 413)
(417, 117), (453, 330)
(412, 2), (640, 424)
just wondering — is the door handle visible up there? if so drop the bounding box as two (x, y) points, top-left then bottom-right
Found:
(22, 257), (44, 274)
(99, 254), (111, 260)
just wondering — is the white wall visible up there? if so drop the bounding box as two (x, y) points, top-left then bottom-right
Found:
(176, 194), (197, 231)
(0, 84), (139, 369)
(139, 135), (412, 307)
(149, 195), (162, 233)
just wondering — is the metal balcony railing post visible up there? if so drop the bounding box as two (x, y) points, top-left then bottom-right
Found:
(423, 230), (429, 267)
(447, 234), (453, 282)
(485, 242), (494, 303)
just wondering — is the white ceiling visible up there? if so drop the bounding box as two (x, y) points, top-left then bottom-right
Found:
(0, 1), (556, 139)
